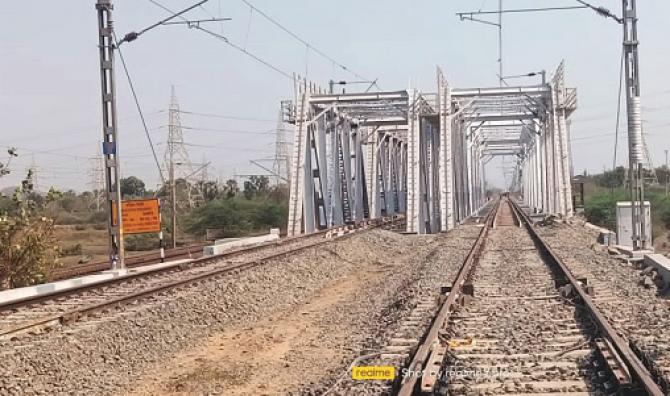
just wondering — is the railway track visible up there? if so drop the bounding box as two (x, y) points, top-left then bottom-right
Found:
(394, 197), (664, 396)
(49, 243), (207, 281)
(0, 218), (398, 342)
(535, 219), (670, 393)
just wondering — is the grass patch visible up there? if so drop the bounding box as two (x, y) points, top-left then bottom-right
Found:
(583, 185), (670, 240)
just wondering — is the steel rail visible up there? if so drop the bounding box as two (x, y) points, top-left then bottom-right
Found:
(0, 217), (400, 339)
(2, 236), (295, 312)
(396, 200), (499, 396)
(1, 217), (399, 313)
(50, 243), (207, 280)
(508, 199), (664, 396)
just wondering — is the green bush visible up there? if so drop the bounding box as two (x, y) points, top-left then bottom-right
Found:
(184, 197), (287, 237)
(125, 233), (160, 251)
(88, 211), (107, 224)
(55, 212), (88, 225)
(585, 189), (670, 240)
(583, 191), (626, 230)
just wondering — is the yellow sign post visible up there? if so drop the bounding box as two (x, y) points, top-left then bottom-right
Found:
(112, 198), (161, 235)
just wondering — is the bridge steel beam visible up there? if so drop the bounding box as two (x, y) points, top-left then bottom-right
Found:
(519, 61), (576, 217)
(286, 62), (576, 236)
(287, 77), (410, 236)
(437, 68), (455, 231)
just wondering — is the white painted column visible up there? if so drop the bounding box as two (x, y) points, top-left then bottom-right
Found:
(287, 85), (308, 236)
(406, 90), (421, 233)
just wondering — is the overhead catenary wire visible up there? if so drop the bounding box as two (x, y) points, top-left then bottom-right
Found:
(193, 26), (293, 79)
(239, 0), (375, 85)
(179, 125), (275, 135)
(113, 33), (167, 184)
(457, 5), (588, 16)
(146, 0), (293, 80)
(574, 0), (623, 23)
(177, 109), (275, 122)
(117, 0), (210, 46)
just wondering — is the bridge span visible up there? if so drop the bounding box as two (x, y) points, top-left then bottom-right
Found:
(286, 62), (577, 236)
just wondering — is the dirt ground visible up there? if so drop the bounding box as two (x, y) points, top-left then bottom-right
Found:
(127, 270), (376, 395)
(54, 225), (160, 268)
(54, 225), (109, 267)
(652, 230), (670, 253)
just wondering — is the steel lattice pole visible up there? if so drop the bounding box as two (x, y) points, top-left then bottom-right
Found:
(96, 0), (125, 269)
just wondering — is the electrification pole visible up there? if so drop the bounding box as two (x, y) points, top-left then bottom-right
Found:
(170, 161), (177, 249)
(96, 0), (125, 269)
(498, 0), (503, 87)
(168, 114), (177, 249)
(622, 0), (646, 250)
(665, 149), (668, 196)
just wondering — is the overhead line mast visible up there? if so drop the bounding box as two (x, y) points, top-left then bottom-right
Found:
(95, 0), (125, 269)
(456, 1), (651, 250)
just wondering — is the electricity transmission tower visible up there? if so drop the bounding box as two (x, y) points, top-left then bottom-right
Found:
(164, 86), (205, 247)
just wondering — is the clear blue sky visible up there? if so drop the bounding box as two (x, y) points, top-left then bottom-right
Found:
(1, 0), (669, 191)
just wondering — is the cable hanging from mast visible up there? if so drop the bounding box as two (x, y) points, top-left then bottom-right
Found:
(146, 0), (293, 80)
(113, 33), (166, 184)
(239, 0), (374, 85)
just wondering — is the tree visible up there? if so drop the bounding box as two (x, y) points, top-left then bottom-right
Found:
(184, 197), (287, 237)
(120, 176), (146, 198)
(594, 166), (626, 188)
(243, 180), (257, 199)
(223, 179), (239, 199)
(250, 175), (270, 193)
(243, 175), (270, 199)
(0, 148), (17, 179)
(0, 170), (60, 290)
(198, 180), (220, 202)
(59, 190), (77, 212)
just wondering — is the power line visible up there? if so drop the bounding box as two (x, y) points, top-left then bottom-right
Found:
(574, 0), (622, 23)
(239, 0), (374, 84)
(177, 109), (275, 122)
(179, 125), (275, 135)
(192, 25), (293, 79)
(114, 34), (167, 184)
(117, 0), (210, 46)
(180, 142), (273, 153)
(457, 5), (588, 16)
(146, 0), (293, 79)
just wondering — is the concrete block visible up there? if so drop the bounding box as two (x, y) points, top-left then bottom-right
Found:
(204, 232), (279, 256)
(0, 259), (191, 306)
(214, 237), (242, 245)
(643, 254), (670, 287)
(615, 245), (654, 260)
(597, 231), (615, 246)
(583, 222), (616, 246)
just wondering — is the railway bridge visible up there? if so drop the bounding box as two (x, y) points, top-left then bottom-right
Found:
(4, 2), (670, 394)
(286, 62), (576, 236)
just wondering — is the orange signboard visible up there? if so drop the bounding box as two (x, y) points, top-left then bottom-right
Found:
(112, 198), (161, 234)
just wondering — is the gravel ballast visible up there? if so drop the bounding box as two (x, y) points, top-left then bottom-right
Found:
(536, 219), (670, 388)
(0, 228), (480, 395)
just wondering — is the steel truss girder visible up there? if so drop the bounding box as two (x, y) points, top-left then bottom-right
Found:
(519, 61), (574, 217)
(287, 62), (576, 236)
(288, 77), (407, 236)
